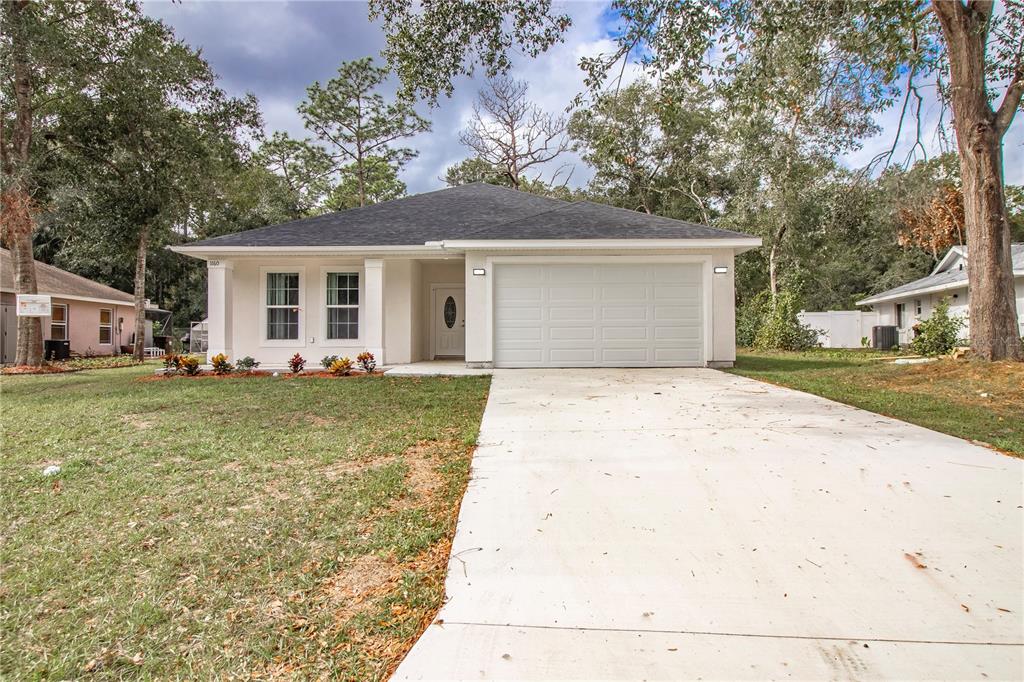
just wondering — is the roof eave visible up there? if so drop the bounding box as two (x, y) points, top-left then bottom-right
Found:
(856, 269), (1023, 306)
(439, 237), (763, 251)
(168, 244), (447, 259)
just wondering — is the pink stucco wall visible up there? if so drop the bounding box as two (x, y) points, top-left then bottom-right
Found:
(44, 298), (136, 355)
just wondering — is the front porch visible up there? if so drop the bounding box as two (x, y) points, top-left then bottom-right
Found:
(384, 360), (491, 376)
(205, 256), (468, 368)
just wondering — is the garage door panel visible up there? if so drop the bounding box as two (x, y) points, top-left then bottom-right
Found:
(549, 307), (596, 321)
(497, 326), (543, 341)
(550, 348), (597, 363)
(602, 348), (649, 363)
(601, 306), (648, 321)
(653, 265), (700, 282)
(494, 263), (704, 367)
(499, 307), (543, 321)
(548, 266), (597, 283)
(654, 284), (698, 299)
(655, 348), (701, 362)
(602, 327), (648, 340)
(498, 348), (545, 364)
(549, 286), (596, 302)
(600, 264), (651, 282)
(496, 286), (542, 302)
(550, 327), (596, 340)
(655, 326), (700, 340)
(601, 285), (648, 300)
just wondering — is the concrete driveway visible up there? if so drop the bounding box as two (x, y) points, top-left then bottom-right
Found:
(394, 369), (1023, 680)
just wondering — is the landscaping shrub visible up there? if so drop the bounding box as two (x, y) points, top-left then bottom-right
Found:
(235, 356), (260, 371)
(321, 354), (340, 369)
(179, 355), (201, 376)
(356, 351), (376, 373)
(163, 353), (182, 374)
(210, 353), (233, 375)
(329, 357), (353, 376)
(736, 290), (771, 347)
(753, 290), (820, 351)
(910, 298), (965, 357)
(288, 353), (306, 374)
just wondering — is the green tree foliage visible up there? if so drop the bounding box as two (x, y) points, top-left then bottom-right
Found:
(324, 157), (406, 211)
(254, 132), (333, 216)
(910, 298), (966, 357)
(48, 9), (260, 358)
(444, 157), (510, 187)
(298, 57), (429, 208)
(751, 291), (820, 352)
(569, 80), (724, 222)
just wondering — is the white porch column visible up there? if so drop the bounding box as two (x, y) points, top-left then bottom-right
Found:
(363, 258), (385, 362)
(206, 259), (233, 362)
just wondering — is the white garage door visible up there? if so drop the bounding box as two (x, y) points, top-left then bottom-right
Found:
(493, 262), (704, 368)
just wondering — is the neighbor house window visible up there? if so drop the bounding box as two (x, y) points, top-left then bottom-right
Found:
(914, 299), (922, 316)
(896, 303), (906, 329)
(326, 272), (359, 340)
(50, 304), (68, 341)
(99, 308), (112, 344)
(266, 272), (300, 340)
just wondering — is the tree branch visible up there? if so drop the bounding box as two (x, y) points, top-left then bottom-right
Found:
(994, 70), (1024, 135)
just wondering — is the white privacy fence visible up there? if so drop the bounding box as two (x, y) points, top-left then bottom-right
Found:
(798, 310), (880, 348)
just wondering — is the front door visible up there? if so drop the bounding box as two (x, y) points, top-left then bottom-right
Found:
(433, 287), (465, 357)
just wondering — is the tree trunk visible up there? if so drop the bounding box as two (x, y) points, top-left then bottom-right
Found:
(768, 223), (787, 298)
(934, 0), (1023, 361)
(1, 0), (43, 366)
(8, 224), (43, 367)
(132, 226), (149, 362)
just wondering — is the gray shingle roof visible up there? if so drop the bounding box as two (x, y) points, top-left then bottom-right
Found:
(452, 199), (754, 241)
(857, 243), (1023, 305)
(184, 183), (755, 248)
(0, 248), (134, 304)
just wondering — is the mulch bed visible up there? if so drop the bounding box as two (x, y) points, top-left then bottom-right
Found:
(1, 365), (71, 375)
(140, 370), (384, 381)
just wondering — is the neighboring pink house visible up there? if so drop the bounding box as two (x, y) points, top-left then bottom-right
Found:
(1, 248), (137, 362)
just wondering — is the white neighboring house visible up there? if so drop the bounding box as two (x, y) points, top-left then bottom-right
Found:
(856, 243), (1024, 345)
(170, 183), (762, 369)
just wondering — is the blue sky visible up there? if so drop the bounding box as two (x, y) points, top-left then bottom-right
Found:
(144, 1), (1023, 194)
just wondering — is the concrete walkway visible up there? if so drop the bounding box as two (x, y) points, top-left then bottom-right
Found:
(393, 369), (1023, 680)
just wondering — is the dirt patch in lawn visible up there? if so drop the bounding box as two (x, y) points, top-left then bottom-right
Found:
(870, 359), (1024, 412)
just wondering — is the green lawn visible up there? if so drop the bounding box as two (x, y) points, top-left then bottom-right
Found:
(0, 365), (490, 679)
(726, 349), (1024, 457)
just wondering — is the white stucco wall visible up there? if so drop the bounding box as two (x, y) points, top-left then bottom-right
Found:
(207, 256), (469, 367)
(207, 249), (747, 368)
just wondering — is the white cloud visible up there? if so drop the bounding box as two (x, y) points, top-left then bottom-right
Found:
(145, 0), (1024, 192)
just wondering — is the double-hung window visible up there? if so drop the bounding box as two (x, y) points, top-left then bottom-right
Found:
(51, 304), (68, 341)
(266, 272), (300, 340)
(99, 308), (113, 344)
(326, 272), (359, 340)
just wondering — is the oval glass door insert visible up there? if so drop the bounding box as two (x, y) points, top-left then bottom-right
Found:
(443, 296), (457, 329)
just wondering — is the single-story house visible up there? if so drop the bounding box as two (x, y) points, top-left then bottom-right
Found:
(171, 183), (761, 369)
(856, 243), (1024, 344)
(0, 247), (137, 362)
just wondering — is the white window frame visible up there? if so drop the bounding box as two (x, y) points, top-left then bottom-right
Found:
(259, 266), (305, 348)
(50, 303), (68, 341)
(914, 299), (922, 316)
(99, 307), (113, 345)
(319, 265), (363, 347)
